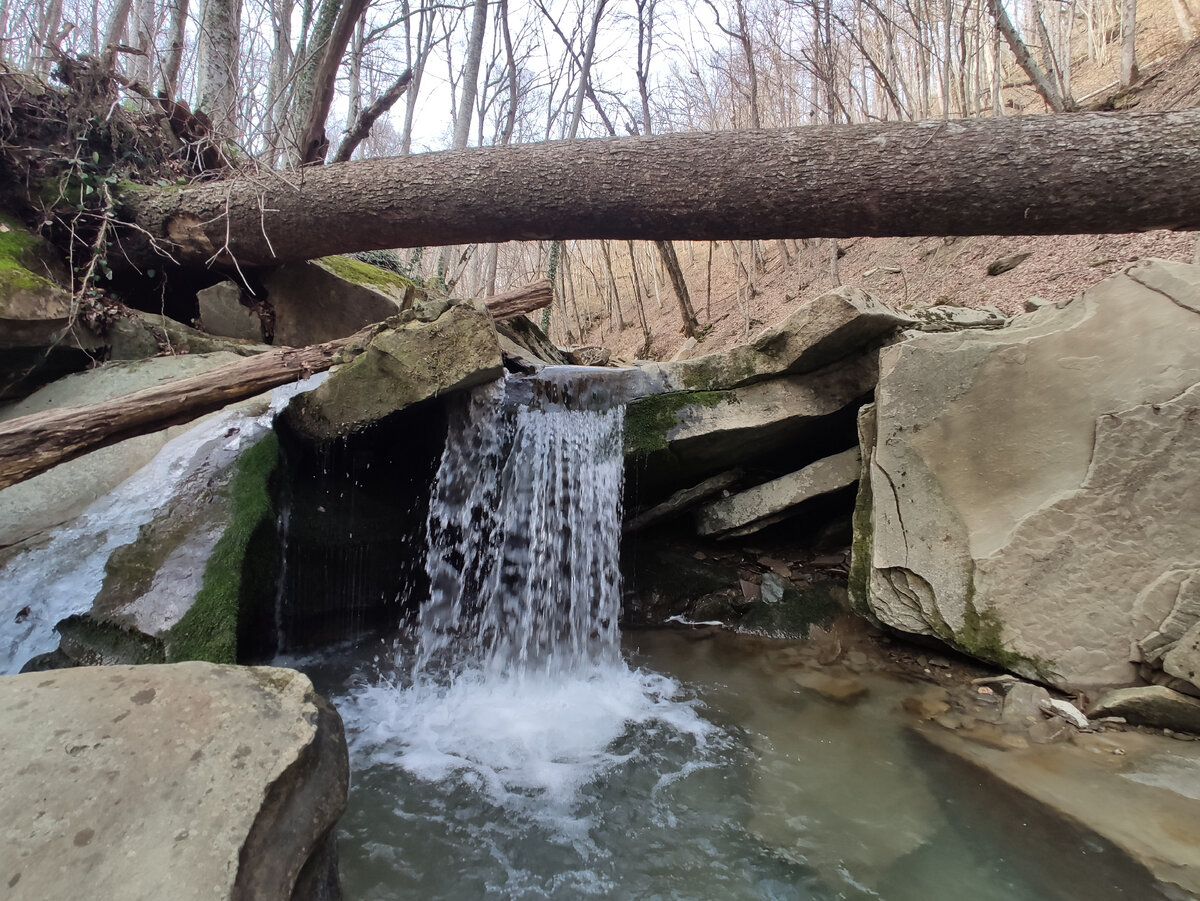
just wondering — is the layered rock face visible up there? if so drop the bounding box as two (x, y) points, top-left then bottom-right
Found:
(623, 287), (911, 528)
(0, 663), (348, 901)
(852, 259), (1200, 691)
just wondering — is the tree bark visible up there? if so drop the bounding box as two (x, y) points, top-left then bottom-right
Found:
(195, 0), (244, 136)
(0, 330), (375, 491)
(484, 279), (554, 320)
(117, 110), (1200, 267)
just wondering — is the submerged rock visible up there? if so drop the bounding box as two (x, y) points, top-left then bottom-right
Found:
(0, 663), (348, 900)
(852, 259), (1200, 690)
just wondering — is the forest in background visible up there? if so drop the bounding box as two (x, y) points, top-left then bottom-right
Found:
(2, 0), (1199, 358)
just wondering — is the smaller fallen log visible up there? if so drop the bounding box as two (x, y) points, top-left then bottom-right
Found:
(0, 327), (374, 491)
(482, 279), (554, 321)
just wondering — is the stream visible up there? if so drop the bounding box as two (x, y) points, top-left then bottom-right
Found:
(284, 370), (1166, 901)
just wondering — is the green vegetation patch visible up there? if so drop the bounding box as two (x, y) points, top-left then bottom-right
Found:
(165, 432), (279, 663)
(677, 352), (760, 392)
(0, 214), (56, 294)
(624, 390), (727, 457)
(57, 614), (166, 665)
(317, 254), (420, 298)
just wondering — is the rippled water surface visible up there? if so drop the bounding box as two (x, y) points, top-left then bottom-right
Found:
(294, 629), (1166, 901)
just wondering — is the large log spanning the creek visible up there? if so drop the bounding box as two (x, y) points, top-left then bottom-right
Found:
(116, 110), (1200, 268)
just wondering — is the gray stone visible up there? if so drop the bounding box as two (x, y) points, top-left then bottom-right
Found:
(1087, 685), (1200, 734)
(1000, 682), (1051, 728)
(852, 259), (1200, 689)
(0, 663), (347, 900)
(696, 447), (861, 538)
(197, 280), (263, 341)
(1039, 698), (1089, 730)
(264, 255), (418, 347)
(284, 301), (502, 441)
(626, 469), (743, 532)
(635, 286), (912, 393)
(107, 308), (270, 360)
(566, 344), (612, 366)
(496, 316), (567, 367)
(910, 305), (1007, 331)
(987, 251), (1033, 276)
(0, 353), (249, 548)
(625, 353), (877, 488)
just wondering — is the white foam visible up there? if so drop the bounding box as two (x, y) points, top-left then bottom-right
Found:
(342, 660), (716, 831)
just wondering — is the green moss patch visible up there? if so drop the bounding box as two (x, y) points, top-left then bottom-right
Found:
(316, 254), (420, 298)
(0, 214), (56, 293)
(164, 433), (279, 663)
(624, 390), (727, 457)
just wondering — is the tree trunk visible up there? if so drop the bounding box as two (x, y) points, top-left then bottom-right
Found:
(485, 279), (554, 319)
(291, 0), (371, 165)
(1120, 0), (1139, 87)
(655, 240), (699, 337)
(160, 0), (190, 97)
(452, 0), (489, 149)
(195, 0), (244, 136)
(118, 111), (1200, 267)
(989, 0), (1072, 111)
(0, 330), (374, 490)
(332, 68), (413, 162)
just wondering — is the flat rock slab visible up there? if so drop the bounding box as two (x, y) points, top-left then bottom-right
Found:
(915, 725), (1200, 898)
(696, 446), (861, 538)
(1088, 685), (1200, 734)
(0, 663), (347, 901)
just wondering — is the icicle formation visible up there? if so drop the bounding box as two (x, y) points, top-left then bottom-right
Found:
(415, 370), (626, 678)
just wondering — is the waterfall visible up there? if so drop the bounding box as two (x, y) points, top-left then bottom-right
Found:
(341, 369), (714, 825)
(414, 369), (626, 678)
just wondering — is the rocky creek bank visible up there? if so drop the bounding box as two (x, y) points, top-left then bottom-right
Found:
(3, 232), (1200, 898)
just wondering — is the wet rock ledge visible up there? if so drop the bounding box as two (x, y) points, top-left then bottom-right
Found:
(0, 663), (348, 901)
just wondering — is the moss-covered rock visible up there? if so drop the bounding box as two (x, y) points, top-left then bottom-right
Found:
(284, 300), (503, 442)
(165, 433), (281, 663)
(262, 255), (423, 347)
(0, 213), (100, 399)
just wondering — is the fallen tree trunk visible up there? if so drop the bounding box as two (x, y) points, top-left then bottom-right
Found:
(116, 110), (1200, 268)
(0, 329), (372, 490)
(485, 279), (554, 320)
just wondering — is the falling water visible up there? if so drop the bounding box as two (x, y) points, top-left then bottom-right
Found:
(414, 370), (625, 677)
(338, 369), (718, 857)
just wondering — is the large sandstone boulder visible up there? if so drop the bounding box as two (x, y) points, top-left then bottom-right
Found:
(284, 300), (503, 441)
(0, 663), (347, 900)
(852, 259), (1200, 690)
(264, 256), (420, 347)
